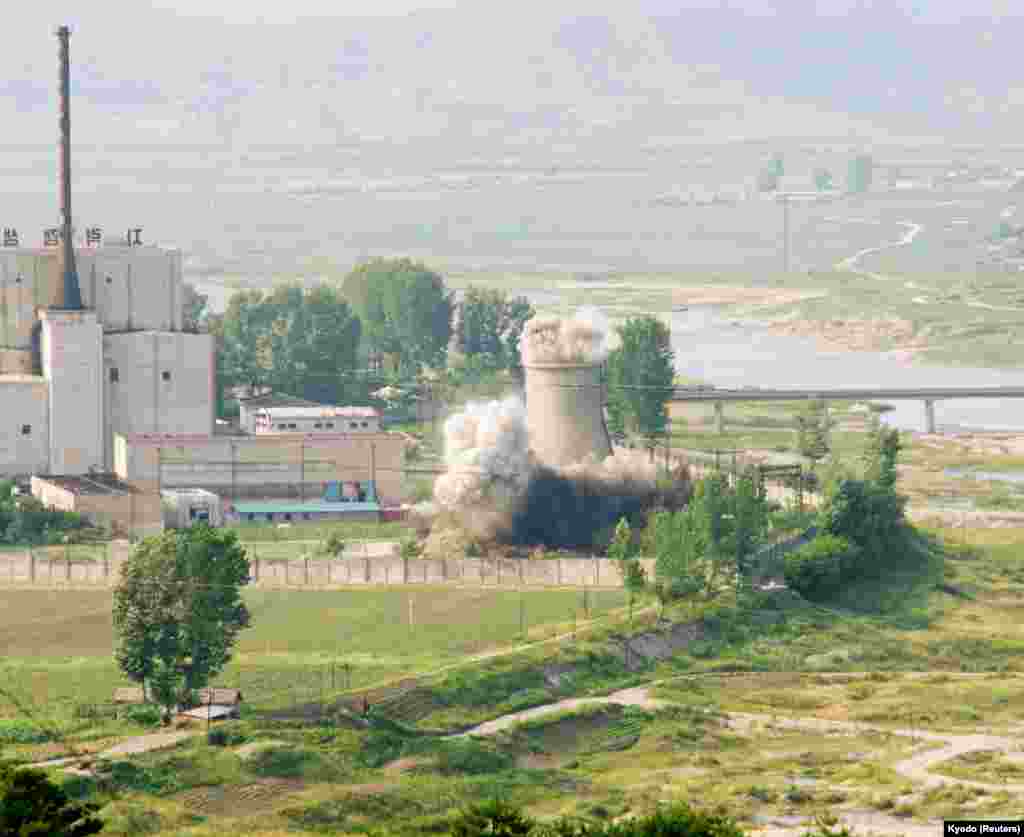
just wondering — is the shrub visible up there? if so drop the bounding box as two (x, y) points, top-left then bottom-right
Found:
(124, 705), (163, 726)
(322, 531), (346, 557)
(0, 765), (104, 836)
(784, 535), (855, 599)
(0, 719), (53, 744)
(449, 798), (534, 837)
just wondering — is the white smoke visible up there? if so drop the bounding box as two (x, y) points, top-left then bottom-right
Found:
(521, 306), (618, 366)
(433, 396), (532, 512)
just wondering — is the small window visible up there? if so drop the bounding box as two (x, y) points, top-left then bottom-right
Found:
(14, 275), (22, 284)
(284, 513), (292, 521)
(265, 513), (273, 521)
(247, 513), (256, 522)
(109, 367), (119, 383)
(314, 422), (322, 429)
(20, 424), (31, 436)
(361, 421), (369, 428)
(304, 513), (312, 520)
(161, 371), (171, 382)
(288, 423), (297, 429)
(350, 422), (358, 429)
(325, 422), (334, 429)
(105, 276), (113, 285)
(276, 424), (286, 430)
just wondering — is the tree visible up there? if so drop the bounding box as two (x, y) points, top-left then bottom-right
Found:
(455, 286), (535, 371)
(342, 258), (454, 376)
(606, 316), (675, 448)
(795, 399), (831, 465)
(450, 798), (534, 837)
(112, 526), (252, 720)
(848, 153), (874, 194)
(217, 283), (361, 405)
(814, 168), (834, 191)
(181, 283), (209, 333)
(730, 468), (766, 589)
(0, 764), (104, 836)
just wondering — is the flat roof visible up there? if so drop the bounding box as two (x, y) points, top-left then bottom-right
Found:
(232, 501), (381, 514)
(39, 474), (136, 495)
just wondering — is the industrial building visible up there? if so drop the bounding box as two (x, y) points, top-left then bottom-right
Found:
(252, 405), (381, 434)
(3, 28), (411, 538)
(162, 488), (224, 529)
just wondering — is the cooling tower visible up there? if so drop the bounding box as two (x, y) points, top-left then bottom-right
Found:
(524, 362), (612, 469)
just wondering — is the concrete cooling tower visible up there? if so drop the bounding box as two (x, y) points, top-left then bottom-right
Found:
(524, 361), (612, 469)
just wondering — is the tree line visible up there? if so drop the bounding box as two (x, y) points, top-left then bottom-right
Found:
(190, 257), (677, 443)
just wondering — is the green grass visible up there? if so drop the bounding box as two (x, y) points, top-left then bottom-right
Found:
(230, 520), (414, 544)
(0, 586), (628, 723)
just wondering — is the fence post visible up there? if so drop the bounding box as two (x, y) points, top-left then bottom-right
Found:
(304, 556), (310, 587)
(29, 549), (35, 584)
(557, 558), (562, 586)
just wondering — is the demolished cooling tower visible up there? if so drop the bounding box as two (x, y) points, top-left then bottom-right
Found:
(524, 361), (612, 469)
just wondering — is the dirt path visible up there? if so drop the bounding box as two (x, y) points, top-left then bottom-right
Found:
(449, 683), (1024, 794)
(28, 730), (197, 770)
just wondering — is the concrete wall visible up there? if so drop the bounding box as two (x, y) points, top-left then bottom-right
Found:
(0, 247), (183, 350)
(31, 477), (164, 539)
(115, 432), (409, 506)
(41, 309), (104, 475)
(0, 376), (49, 476)
(0, 541), (653, 590)
(103, 332), (214, 468)
(525, 362), (611, 468)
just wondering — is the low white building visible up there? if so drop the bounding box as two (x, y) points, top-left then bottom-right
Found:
(252, 406), (381, 434)
(162, 488), (224, 528)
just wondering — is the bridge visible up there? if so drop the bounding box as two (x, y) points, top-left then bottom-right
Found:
(667, 386), (1024, 435)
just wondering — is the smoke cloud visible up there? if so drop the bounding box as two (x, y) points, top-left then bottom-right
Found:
(521, 306), (617, 366)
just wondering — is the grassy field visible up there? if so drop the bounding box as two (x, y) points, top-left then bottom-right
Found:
(0, 585), (629, 758)
(9, 524), (1022, 836)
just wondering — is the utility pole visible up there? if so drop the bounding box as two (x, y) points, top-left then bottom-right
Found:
(782, 194), (791, 274)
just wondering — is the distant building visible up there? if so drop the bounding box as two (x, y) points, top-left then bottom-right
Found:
(236, 392), (321, 434)
(252, 405), (381, 434)
(30, 472), (163, 539)
(162, 488), (224, 529)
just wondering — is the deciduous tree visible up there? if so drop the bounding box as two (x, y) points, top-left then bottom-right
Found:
(113, 526), (252, 720)
(606, 316), (675, 447)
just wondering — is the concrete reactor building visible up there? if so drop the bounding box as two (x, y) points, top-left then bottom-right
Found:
(1, 26), (409, 537)
(0, 27), (213, 482)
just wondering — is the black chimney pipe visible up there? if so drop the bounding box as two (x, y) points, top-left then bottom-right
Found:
(56, 25), (83, 310)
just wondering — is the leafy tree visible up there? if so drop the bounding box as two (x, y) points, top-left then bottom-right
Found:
(861, 415), (901, 492)
(0, 764), (104, 836)
(181, 283), (208, 333)
(217, 283), (361, 405)
(795, 399), (831, 465)
(455, 286), (535, 370)
(814, 168), (834, 191)
(769, 153), (785, 178)
(342, 258), (454, 376)
(112, 526), (252, 719)
(730, 469), (766, 588)
(608, 518), (646, 602)
(606, 316), (675, 447)
(0, 483), (89, 547)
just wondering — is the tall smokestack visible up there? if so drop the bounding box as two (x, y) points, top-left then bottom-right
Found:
(56, 25), (83, 310)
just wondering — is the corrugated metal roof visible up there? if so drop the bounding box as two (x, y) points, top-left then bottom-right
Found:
(180, 705), (237, 721)
(232, 502), (381, 514)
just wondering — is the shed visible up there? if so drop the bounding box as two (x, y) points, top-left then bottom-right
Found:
(180, 704), (238, 722)
(195, 687), (243, 707)
(113, 686), (146, 705)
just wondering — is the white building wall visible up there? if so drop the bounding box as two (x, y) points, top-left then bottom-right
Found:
(104, 332), (214, 468)
(0, 377), (50, 476)
(40, 309), (104, 475)
(0, 246), (183, 348)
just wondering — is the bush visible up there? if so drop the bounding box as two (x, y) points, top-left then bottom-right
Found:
(0, 764), (104, 836)
(449, 799), (534, 837)
(784, 535), (855, 599)
(124, 704), (163, 726)
(0, 719), (53, 744)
